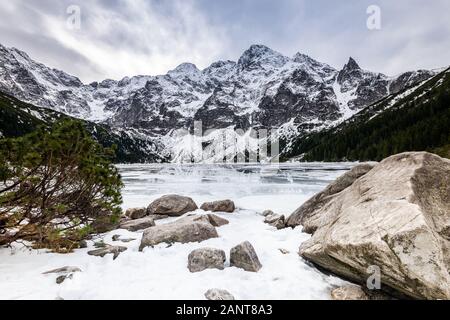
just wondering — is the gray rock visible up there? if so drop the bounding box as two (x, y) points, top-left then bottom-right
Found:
(79, 240), (88, 249)
(262, 210), (274, 217)
(188, 248), (226, 273)
(88, 245), (127, 260)
(201, 200), (235, 213)
(56, 274), (73, 285)
(125, 207), (147, 220)
(279, 248), (290, 255)
(264, 214), (286, 230)
(147, 195), (198, 217)
(286, 163), (376, 229)
(119, 217), (155, 232)
(331, 286), (369, 301)
(206, 214), (229, 227)
(139, 221), (218, 251)
(112, 235), (121, 241)
(43, 266), (82, 275)
(230, 241), (262, 272)
(205, 289), (235, 301)
(298, 152), (450, 300)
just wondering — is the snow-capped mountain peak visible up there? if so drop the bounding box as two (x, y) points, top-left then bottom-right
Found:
(0, 43), (437, 162)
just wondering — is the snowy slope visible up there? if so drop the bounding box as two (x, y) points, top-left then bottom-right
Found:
(0, 43), (436, 162)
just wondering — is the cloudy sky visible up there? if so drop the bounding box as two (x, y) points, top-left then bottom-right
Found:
(0, 0), (449, 83)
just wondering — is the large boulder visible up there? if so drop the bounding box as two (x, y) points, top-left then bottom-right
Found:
(139, 220), (218, 251)
(188, 248), (226, 273)
(286, 163), (376, 230)
(119, 217), (155, 232)
(230, 241), (262, 272)
(201, 200), (235, 213)
(147, 195), (198, 217)
(296, 152), (450, 300)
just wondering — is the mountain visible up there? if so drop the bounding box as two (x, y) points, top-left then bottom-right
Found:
(0, 43), (438, 162)
(0, 91), (167, 163)
(282, 68), (450, 161)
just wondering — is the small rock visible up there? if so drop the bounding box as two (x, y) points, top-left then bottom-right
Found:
(43, 266), (82, 275)
(125, 207), (147, 220)
(207, 214), (229, 227)
(79, 240), (88, 249)
(88, 245), (127, 260)
(94, 241), (107, 248)
(119, 217), (155, 232)
(147, 195), (198, 217)
(56, 274), (73, 285)
(205, 289), (235, 301)
(112, 235), (121, 241)
(120, 238), (136, 243)
(90, 214), (120, 234)
(331, 285), (369, 300)
(279, 249), (290, 255)
(188, 248), (226, 273)
(264, 214), (286, 230)
(201, 200), (235, 213)
(262, 210), (274, 217)
(230, 241), (262, 272)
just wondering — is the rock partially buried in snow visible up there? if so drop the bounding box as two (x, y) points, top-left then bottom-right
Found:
(331, 286), (369, 301)
(119, 217), (155, 232)
(139, 220), (218, 251)
(56, 274), (73, 285)
(206, 214), (229, 227)
(201, 200), (235, 213)
(43, 266), (82, 275)
(298, 152), (450, 300)
(230, 241), (262, 272)
(88, 245), (127, 260)
(188, 248), (226, 273)
(147, 195), (198, 217)
(264, 214), (286, 230)
(262, 210), (274, 217)
(125, 207), (147, 220)
(205, 289), (235, 301)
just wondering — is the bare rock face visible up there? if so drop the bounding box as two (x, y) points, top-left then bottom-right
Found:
(119, 217), (155, 232)
(147, 195), (198, 217)
(331, 286), (369, 301)
(201, 200), (235, 213)
(125, 207), (147, 220)
(205, 289), (235, 301)
(188, 248), (226, 273)
(88, 245), (127, 260)
(230, 241), (262, 272)
(286, 163), (376, 230)
(298, 152), (450, 300)
(264, 214), (286, 230)
(139, 220), (218, 251)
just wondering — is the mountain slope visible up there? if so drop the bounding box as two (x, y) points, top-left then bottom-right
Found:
(0, 43), (439, 162)
(283, 68), (450, 161)
(0, 92), (166, 163)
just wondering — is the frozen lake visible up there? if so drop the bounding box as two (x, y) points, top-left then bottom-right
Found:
(0, 163), (354, 300)
(118, 163), (354, 215)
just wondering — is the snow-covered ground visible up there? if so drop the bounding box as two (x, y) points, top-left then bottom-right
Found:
(0, 163), (354, 300)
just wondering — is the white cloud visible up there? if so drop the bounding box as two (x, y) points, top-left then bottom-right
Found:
(1, 0), (229, 82)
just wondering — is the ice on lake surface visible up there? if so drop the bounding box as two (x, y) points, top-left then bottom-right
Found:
(118, 163), (353, 215)
(0, 163), (354, 300)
